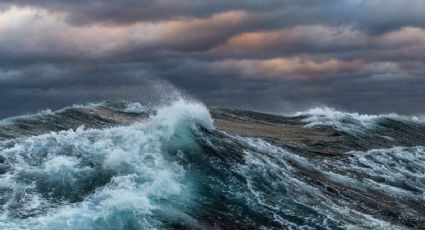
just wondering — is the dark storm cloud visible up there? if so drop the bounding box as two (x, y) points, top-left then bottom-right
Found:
(2, 0), (425, 32)
(0, 0), (425, 118)
(0, 0), (287, 25)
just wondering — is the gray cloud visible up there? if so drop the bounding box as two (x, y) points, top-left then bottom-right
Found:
(0, 0), (424, 118)
(3, 0), (425, 32)
(0, 0), (287, 25)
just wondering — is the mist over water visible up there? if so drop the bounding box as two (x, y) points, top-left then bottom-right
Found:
(0, 93), (424, 229)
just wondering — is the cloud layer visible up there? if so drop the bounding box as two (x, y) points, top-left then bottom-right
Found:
(0, 1), (424, 117)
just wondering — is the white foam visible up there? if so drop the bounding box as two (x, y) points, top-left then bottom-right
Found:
(151, 98), (214, 134)
(122, 102), (148, 113)
(43, 156), (80, 173)
(346, 146), (425, 197)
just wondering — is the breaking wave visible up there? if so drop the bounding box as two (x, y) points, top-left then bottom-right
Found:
(295, 107), (425, 135)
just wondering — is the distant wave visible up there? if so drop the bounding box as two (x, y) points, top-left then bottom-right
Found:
(295, 107), (425, 134)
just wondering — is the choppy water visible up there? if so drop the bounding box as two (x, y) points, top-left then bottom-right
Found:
(0, 100), (424, 229)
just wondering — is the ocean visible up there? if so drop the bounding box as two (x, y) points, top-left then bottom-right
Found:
(0, 98), (424, 229)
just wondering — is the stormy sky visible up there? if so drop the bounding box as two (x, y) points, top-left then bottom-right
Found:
(1, 0), (424, 117)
